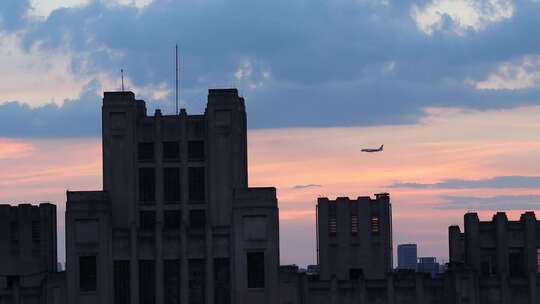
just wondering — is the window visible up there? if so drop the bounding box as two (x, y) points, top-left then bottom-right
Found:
(139, 260), (156, 304)
(188, 167), (205, 201)
(371, 216), (380, 234)
(32, 220), (40, 243)
(350, 202), (358, 236)
(164, 260), (180, 304)
(164, 167), (180, 201)
(140, 211), (156, 231)
(189, 259), (205, 304)
(190, 210), (206, 230)
(214, 258), (230, 304)
(537, 248), (540, 273)
(114, 261), (130, 304)
(139, 168), (156, 202)
(79, 256), (97, 292)
(188, 141), (204, 161)
(164, 210), (181, 230)
(163, 141), (180, 160)
(328, 203), (337, 236)
(509, 248), (525, 277)
(10, 221), (18, 244)
(247, 252), (265, 288)
(138, 142), (155, 162)
(480, 255), (496, 276)
(349, 268), (363, 280)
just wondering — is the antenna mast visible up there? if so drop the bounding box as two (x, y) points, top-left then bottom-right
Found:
(175, 44), (179, 115)
(121, 69), (125, 92)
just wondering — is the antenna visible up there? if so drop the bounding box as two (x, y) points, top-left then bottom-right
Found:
(175, 44), (179, 115)
(121, 69), (125, 92)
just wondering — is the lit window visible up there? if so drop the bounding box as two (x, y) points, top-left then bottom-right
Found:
(351, 202), (358, 236)
(328, 203), (337, 236)
(371, 216), (380, 234)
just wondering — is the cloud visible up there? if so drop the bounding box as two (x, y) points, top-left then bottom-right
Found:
(472, 55), (540, 90)
(411, 0), (514, 35)
(437, 195), (540, 210)
(0, 0), (31, 31)
(0, 0), (540, 133)
(291, 184), (322, 190)
(389, 176), (540, 189)
(0, 81), (102, 137)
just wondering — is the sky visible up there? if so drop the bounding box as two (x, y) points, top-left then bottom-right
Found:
(0, 0), (539, 266)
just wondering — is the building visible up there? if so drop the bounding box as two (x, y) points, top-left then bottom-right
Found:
(449, 211), (540, 303)
(0, 203), (65, 304)
(1, 86), (540, 304)
(417, 257), (440, 277)
(65, 89), (280, 304)
(316, 194), (393, 280)
(397, 244), (418, 270)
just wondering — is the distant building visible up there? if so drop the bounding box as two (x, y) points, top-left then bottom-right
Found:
(317, 194), (393, 280)
(397, 244), (418, 270)
(0, 203), (65, 304)
(417, 257), (440, 277)
(65, 90), (280, 304)
(449, 211), (540, 277)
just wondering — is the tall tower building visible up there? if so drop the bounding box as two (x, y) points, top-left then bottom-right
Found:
(316, 193), (393, 280)
(397, 244), (417, 270)
(66, 89), (279, 304)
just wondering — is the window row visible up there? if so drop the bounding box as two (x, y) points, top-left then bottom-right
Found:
(327, 203), (380, 236)
(138, 141), (205, 162)
(7, 220), (41, 244)
(139, 209), (206, 231)
(139, 167), (205, 202)
(80, 256), (262, 303)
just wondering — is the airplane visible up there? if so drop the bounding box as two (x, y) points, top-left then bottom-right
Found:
(361, 145), (384, 153)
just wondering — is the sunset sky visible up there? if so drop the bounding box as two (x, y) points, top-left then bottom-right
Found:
(1, 0), (539, 266)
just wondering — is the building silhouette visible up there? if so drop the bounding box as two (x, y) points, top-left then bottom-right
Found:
(0, 89), (539, 304)
(417, 257), (440, 277)
(397, 244), (418, 271)
(0, 203), (65, 303)
(316, 195), (392, 280)
(66, 90), (279, 304)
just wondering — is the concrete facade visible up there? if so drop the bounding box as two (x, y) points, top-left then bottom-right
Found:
(449, 211), (540, 304)
(397, 244), (418, 271)
(317, 194), (393, 280)
(0, 203), (65, 304)
(65, 89), (279, 304)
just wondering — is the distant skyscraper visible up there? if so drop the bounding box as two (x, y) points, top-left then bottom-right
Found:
(417, 257), (440, 277)
(397, 244), (417, 270)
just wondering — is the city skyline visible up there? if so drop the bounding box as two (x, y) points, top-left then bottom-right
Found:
(1, 0), (540, 268)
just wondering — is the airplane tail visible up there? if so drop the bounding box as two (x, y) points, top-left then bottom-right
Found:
(380, 145), (384, 151)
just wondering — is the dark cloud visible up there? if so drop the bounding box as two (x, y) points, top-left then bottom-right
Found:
(291, 184), (322, 190)
(389, 176), (540, 189)
(0, 81), (101, 137)
(1, 0), (540, 135)
(436, 195), (540, 211)
(0, 0), (30, 31)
